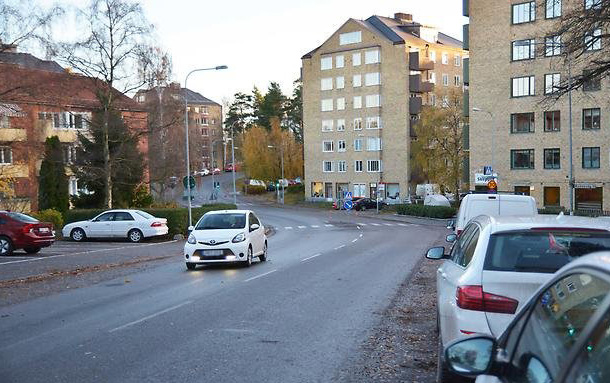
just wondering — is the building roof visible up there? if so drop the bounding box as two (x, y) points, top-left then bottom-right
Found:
(183, 88), (221, 106)
(0, 103), (25, 117)
(0, 51), (64, 73)
(0, 63), (145, 112)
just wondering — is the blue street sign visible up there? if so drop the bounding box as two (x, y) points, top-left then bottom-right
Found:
(484, 166), (493, 176)
(344, 200), (353, 210)
(344, 191), (353, 200)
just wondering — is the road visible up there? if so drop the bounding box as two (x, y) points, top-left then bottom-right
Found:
(0, 199), (446, 382)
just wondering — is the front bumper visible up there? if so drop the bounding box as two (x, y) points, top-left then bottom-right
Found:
(184, 242), (248, 264)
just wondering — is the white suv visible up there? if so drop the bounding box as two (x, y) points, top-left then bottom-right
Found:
(426, 214), (610, 383)
(184, 210), (267, 270)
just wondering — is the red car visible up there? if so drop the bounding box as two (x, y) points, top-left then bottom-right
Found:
(0, 211), (55, 255)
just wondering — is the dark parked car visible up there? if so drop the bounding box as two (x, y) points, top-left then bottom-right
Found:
(353, 197), (385, 211)
(0, 211), (55, 255)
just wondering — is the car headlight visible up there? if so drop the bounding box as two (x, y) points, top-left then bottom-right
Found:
(187, 234), (197, 244)
(232, 233), (246, 243)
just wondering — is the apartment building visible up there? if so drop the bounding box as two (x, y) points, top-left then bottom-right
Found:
(302, 12), (467, 202)
(465, 0), (610, 211)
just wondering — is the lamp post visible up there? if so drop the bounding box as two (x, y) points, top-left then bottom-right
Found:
(268, 144), (284, 204)
(183, 65), (227, 227)
(210, 139), (224, 200)
(229, 121), (240, 206)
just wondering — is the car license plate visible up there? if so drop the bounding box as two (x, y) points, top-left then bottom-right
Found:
(39, 228), (50, 233)
(203, 250), (223, 256)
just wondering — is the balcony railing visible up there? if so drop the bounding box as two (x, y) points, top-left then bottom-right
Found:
(409, 52), (434, 71)
(409, 97), (423, 114)
(409, 74), (435, 93)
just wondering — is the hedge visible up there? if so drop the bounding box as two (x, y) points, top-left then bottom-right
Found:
(32, 209), (64, 231)
(286, 184), (304, 194)
(244, 185), (266, 195)
(63, 204), (236, 236)
(395, 204), (456, 219)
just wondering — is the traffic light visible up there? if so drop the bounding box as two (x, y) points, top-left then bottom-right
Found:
(487, 179), (498, 194)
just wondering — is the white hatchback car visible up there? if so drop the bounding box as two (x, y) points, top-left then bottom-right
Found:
(62, 210), (168, 242)
(184, 210), (267, 270)
(426, 214), (610, 383)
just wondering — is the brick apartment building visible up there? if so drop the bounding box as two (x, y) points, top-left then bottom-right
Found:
(0, 48), (148, 211)
(301, 12), (467, 202)
(465, 0), (610, 211)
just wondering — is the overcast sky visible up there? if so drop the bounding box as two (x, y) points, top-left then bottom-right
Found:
(38, 0), (466, 107)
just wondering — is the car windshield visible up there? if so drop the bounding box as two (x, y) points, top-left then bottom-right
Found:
(6, 212), (39, 223)
(485, 230), (610, 273)
(135, 211), (155, 219)
(195, 213), (246, 230)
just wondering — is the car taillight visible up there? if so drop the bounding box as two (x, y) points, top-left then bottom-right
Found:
(456, 285), (518, 314)
(151, 222), (164, 227)
(22, 224), (35, 234)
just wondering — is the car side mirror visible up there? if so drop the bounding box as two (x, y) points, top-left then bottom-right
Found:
(446, 336), (496, 377)
(250, 223), (260, 231)
(426, 246), (447, 260)
(187, 225), (194, 235)
(446, 234), (457, 243)
(446, 220), (455, 230)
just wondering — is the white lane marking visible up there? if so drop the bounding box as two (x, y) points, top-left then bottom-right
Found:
(384, 223), (394, 226)
(334, 245), (346, 250)
(301, 253), (322, 262)
(357, 223), (367, 226)
(370, 223), (381, 226)
(324, 224), (333, 227)
(398, 223), (408, 227)
(0, 240), (179, 266)
(359, 234), (363, 238)
(297, 226), (307, 229)
(284, 226), (293, 230)
(311, 225), (320, 228)
(244, 269), (277, 282)
(109, 300), (193, 333)
(352, 239), (358, 243)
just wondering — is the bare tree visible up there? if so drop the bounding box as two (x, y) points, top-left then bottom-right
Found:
(53, 0), (154, 208)
(0, 0), (63, 53)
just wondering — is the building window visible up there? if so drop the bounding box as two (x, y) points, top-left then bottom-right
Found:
(354, 118), (363, 131)
(582, 147), (600, 168)
(366, 137), (382, 151)
(441, 53), (448, 65)
(511, 149), (535, 169)
(544, 73), (561, 94)
(367, 159), (382, 172)
(338, 161), (347, 172)
(336, 97), (345, 111)
(322, 119), (334, 132)
(323, 161), (333, 172)
(365, 72), (380, 86)
(365, 94), (380, 108)
(366, 116), (381, 129)
(512, 39), (536, 60)
(336, 76), (345, 89)
(429, 94), (436, 106)
(545, 35), (562, 56)
(511, 112), (535, 133)
(336, 55), (345, 68)
(583, 70), (601, 91)
(442, 74), (449, 86)
(454, 54), (461, 66)
(353, 74), (362, 87)
(321, 78), (333, 91)
(355, 160), (363, 172)
(353, 52), (361, 66)
(512, 76), (536, 97)
(353, 96), (362, 109)
(340, 31), (362, 45)
(353, 183), (365, 196)
(323, 141), (334, 152)
(0, 115), (9, 129)
(544, 148), (561, 169)
(585, 29), (602, 51)
(544, 110), (561, 131)
(583, 108), (601, 130)
(321, 56), (332, 70)
(202, 106), (209, 114)
(429, 72), (436, 84)
(63, 145), (77, 164)
(585, 0), (602, 10)
(512, 2), (536, 24)
(454, 75), (461, 86)
(69, 177), (79, 196)
(546, 0), (561, 18)
(354, 139), (362, 151)
(0, 147), (12, 164)
(429, 51), (436, 63)
(321, 99), (333, 112)
(338, 140), (346, 152)
(364, 49), (380, 64)
(544, 186), (560, 206)
(336, 119), (345, 131)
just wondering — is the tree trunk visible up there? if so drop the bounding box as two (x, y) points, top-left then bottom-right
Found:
(103, 107), (113, 208)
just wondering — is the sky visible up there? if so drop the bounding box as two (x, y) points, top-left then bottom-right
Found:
(37, 0), (467, 107)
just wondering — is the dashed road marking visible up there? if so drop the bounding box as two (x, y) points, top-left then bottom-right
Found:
(398, 223), (408, 227)
(298, 226), (307, 229)
(311, 225), (320, 228)
(334, 245), (346, 250)
(284, 226), (293, 230)
(383, 223), (394, 226)
(352, 239), (358, 243)
(244, 269), (277, 283)
(359, 234), (363, 238)
(357, 223), (367, 226)
(109, 300), (193, 333)
(370, 223), (381, 226)
(324, 224), (334, 227)
(301, 253), (322, 262)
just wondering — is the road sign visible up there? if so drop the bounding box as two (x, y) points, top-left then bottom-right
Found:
(344, 200), (353, 210)
(345, 191), (353, 200)
(484, 165), (493, 175)
(183, 175), (196, 189)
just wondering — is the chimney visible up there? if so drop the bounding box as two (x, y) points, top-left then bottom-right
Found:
(394, 13), (413, 24)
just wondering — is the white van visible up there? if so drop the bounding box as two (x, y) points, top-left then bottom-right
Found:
(449, 194), (537, 235)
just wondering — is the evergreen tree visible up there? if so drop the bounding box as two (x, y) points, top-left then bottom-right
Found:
(225, 92), (255, 134)
(38, 136), (69, 212)
(284, 79), (303, 143)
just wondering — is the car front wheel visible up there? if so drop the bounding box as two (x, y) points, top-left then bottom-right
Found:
(259, 242), (268, 262)
(70, 228), (86, 242)
(0, 236), (13, 256)
(128, 229), (143, 243)
(24, 247), (41, 254)
(245, 246), (253, 267)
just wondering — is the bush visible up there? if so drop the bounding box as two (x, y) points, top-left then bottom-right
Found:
(32, 209), (64, 231)
(286, 184), (304, 194)
(245, 185), (266, 195)
(396, 204), (456, 219)
(131, 185), (154, 208)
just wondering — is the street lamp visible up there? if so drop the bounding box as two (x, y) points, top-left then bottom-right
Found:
(210, 139), (224, 200)
(267, 144), (284, 204)
(229, 121), (241, 206)
(184, 65), (227, 227)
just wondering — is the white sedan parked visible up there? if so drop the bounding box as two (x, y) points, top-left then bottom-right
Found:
(62, 210), (168, 243)
(184, 210), (267, 270)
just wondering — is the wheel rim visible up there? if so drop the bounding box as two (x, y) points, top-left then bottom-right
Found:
(130, 231), (141, 242)
(248, 248), (252, 265)
(0, 239), (8, 254)
(73, 230), (83, 241)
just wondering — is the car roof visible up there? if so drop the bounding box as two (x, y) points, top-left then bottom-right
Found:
(472, 214), (610, 233)
(462, 194), (535, 202)
(205, 209), (251, 215)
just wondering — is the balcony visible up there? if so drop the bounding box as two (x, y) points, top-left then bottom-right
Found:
(409, 52), (434, 71)
(409, 74), (435, 93)
(463, 57), (469, 85)
(463, 89), (469, 117)
(409, 97), (422, 115)
(463, 24), (469, 50)
(463, 0), (469, 17)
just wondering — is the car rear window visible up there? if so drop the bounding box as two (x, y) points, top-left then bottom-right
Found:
(135, 211), (155, 219)
(6, 212), (39, 223)
(195, 213), (246, 230)
(484, 230), (610, 273)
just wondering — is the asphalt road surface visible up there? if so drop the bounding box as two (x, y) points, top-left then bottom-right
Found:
(0, 202), (446, 382)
